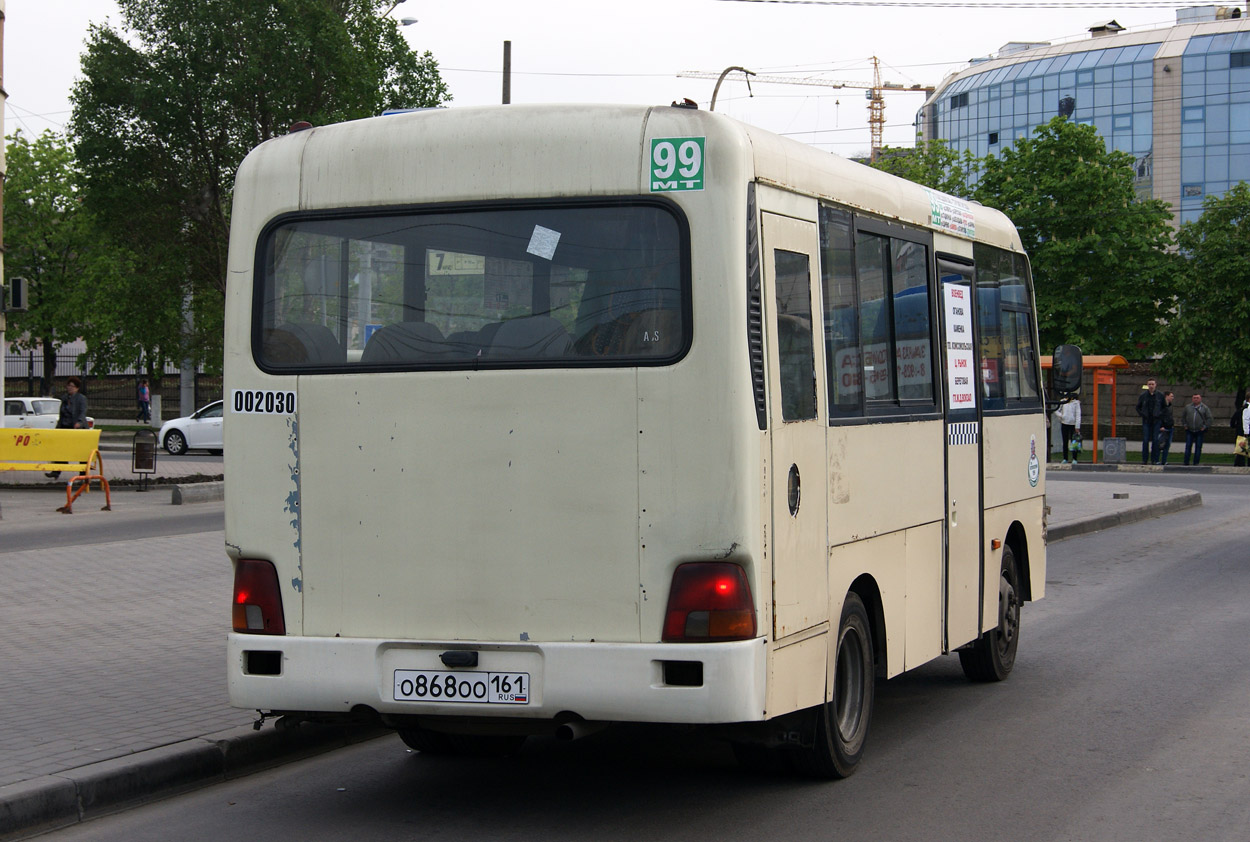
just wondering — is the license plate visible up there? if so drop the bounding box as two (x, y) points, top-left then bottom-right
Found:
(393, 670), (530, 705)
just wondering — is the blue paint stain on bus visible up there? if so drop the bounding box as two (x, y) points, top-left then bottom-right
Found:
(285, 416), (303, 592)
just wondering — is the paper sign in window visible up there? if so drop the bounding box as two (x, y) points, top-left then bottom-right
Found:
(526, 225), (561, 261)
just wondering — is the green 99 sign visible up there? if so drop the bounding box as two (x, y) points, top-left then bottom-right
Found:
(650, 137), (705, 192)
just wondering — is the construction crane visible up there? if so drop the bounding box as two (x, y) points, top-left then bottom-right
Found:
(678, 57), (934, 162)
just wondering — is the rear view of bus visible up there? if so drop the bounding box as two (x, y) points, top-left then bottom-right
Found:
(224, 103), (1056, 776)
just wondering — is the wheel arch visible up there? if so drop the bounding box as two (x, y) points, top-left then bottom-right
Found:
(849, 574), (887, 678)
(1005, 520), (1033, 602)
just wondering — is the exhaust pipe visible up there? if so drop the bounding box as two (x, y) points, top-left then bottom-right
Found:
(554, 720), (608, 741)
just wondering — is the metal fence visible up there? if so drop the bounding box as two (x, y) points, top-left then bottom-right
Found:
(4, 352), (222, 420)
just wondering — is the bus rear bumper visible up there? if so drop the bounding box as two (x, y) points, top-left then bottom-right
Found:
(228, 634), (769, 725)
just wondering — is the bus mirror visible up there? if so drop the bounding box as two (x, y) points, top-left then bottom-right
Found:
(1050, 344), (1083, 397)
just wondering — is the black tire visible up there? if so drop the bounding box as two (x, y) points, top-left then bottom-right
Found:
(398, 728), (525, 757)
(959, 544), (1021, 682)
(164, 430), (187, 456)
(791, 592), (875, 778)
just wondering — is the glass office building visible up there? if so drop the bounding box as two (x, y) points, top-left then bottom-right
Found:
(917, 6), (1250, 224)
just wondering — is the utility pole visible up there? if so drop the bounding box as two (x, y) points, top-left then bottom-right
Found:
(502, 41), (511, 104)
(1, 299), (6, 424)
(1, 0), (7, 421)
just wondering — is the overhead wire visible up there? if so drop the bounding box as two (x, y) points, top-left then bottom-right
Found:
(718, 0), (1194, 9)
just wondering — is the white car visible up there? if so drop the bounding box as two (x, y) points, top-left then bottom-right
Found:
(159, 400), (224, 455)
(3, 396), (95, 429)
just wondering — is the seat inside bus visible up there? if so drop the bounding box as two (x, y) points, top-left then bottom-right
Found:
(262, 322), (345, 365)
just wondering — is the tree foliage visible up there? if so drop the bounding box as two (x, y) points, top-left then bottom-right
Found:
(972, 117), (1177, 355)
(69, 0), (451, 369)
(1156, 182), (1250, 392)
(4, 131), (109, 391)
(870, 139), (977, 197)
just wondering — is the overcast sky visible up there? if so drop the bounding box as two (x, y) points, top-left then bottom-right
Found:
(6, 0), (1179, 158)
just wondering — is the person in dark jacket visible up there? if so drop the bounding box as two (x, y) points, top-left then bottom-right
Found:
(1157, 390), (1175, 465)
(46, 377), (88, 479)
(1135, 379), (1165, 465)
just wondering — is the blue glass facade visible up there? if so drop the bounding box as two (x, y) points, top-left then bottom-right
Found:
(933, 44), (1157, 162)
(922, 17), (1250, 221)
(1179, 31), (1250, 222)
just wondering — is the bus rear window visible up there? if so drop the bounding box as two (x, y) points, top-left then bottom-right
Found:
(254, 201), (689, 370)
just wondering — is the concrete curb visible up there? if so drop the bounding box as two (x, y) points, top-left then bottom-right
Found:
(1047, 489), (1203, 543)
(0, 723), (387, 840)
(171, 481), (225, 505)
(1047, 462), (1249, 475)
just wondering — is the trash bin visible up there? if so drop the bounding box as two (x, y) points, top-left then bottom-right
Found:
(132, 428), (158, 491)
(1103, 436), (1127, 464)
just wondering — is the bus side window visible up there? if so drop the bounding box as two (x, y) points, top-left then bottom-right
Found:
(975, 244), (1040, 407)
(773, 250), (817, 421)
(819, 205), (861, 419)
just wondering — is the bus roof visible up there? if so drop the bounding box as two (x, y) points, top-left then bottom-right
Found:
(235, 103), (1023, 253)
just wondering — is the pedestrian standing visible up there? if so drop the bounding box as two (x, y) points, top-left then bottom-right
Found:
(45, 377), (88, 479)
(1236, 395), (1250, 468)
(1136, 379), (1165, 465)
(136, 378), (151, 423)
(1157, 391), (1175, 465)
(1058, 398), (1081, 463)
(1182, 393), (1214, 466)
(1232, 389), (1248, 467)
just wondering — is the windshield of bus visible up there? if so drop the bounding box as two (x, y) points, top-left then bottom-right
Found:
(254, 201), (689, 371)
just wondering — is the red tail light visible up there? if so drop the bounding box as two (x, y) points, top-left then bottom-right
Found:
(662, 562), (757, 642)
(232, 559), (286, 634)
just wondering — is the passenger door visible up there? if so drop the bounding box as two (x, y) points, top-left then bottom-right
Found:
(938, 257), (983, 649)
(762, 212), (828, 639)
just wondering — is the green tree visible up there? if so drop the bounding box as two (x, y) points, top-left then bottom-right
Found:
(1156, 182), (1250, 392)
(870, 139), (977, 197)
(69, 0), (451, 370)
(973, 117), (1176, 355)
(3, 131), (107, 393)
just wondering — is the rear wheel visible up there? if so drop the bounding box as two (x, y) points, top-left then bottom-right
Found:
(164, 430), (187, 456)
(790, 592), (875, 778)
(959, 544), (1021, 682)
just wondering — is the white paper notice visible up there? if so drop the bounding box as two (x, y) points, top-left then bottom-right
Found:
(943, 283), (977, 410)
(526, 225), (561, 261)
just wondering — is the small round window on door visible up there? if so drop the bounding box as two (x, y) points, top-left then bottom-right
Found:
(787, 463), (801, 516)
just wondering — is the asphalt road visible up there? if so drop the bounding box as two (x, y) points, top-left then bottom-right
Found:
(0, 452), (224, 551)
(34, 472), (1250, 842)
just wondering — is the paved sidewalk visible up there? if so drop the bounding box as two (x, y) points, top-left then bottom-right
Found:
(0, 472), (1203, 839)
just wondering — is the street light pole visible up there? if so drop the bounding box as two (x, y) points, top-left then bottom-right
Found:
(502, 41), (511, 104)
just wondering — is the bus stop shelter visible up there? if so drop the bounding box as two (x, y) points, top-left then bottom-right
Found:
(1041, 354), (1129, 464)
